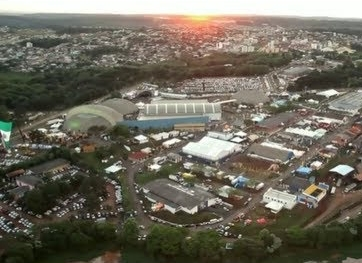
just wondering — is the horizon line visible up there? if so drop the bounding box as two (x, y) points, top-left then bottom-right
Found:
(0, 11), (362, 20)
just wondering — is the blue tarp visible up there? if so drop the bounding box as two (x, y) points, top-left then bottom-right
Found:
(232, 176), (249, 188)
(296, 166), (313, 176)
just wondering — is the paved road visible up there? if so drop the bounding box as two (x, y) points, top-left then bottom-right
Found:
(123, 118), (355, 231)
(123, 133), (205, 229)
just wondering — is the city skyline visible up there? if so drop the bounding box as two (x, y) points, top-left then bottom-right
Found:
(1, 0), (362, 19)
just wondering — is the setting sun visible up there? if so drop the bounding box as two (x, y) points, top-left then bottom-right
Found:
(187, 15), (210, 22)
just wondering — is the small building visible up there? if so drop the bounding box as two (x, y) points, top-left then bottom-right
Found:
(82, 143), (96, 153)
(6, 169), (25, 180)
(167, 153), (182, 163)
(8, 186), (30, 200)
(134, 135), (149, 144)
(150, 132), (170, 141)
(329, 164), (355, 177)
(263, 188), (298, 211)
(105, 161), (126, 174)
(280, 176), (311, 194)
(141, 147), (153, 154)
(148, 163), (161, 172)
(128, 151), (148, 163)
(29, 158), (70, 175)
(218, 185), (235, 198)
(207, 131), (234, 141)
(16, 175), (43, 190)
(299, 184), (327, 208)
(162, 138), (181, 148)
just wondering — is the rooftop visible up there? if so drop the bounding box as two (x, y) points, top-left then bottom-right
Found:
(247, 144), (294, 163)
(16, 175), (43, 186)
(142, 102), (221, 116)
(182, 136), (241, 162)
(264, 188), (297, 202)
(329, 91), (362, 114)
(329, 164), (355, 176)
(143, 179), (216, 210)
(256, 112), (297, 130)
(29, 158), (70, 174)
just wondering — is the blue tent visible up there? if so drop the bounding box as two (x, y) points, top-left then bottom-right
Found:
(296, 166), (312, 176)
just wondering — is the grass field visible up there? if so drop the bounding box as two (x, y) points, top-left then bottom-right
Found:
(135, 163), (180, 185)
(231, 204), (318, 237)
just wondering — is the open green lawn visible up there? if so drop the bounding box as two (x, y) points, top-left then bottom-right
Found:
(231, 204), (318, 237)
(135, 163), (181, 185)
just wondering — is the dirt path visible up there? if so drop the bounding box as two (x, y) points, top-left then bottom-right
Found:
(305, 189), (362, 228)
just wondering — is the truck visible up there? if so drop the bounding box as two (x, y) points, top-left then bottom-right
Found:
(344, 183), (357, 193)
(330, 186), (336, 195)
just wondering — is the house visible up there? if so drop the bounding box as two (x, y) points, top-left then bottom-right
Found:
(6, 169), (25, 180)
(298, 184), (327, 208)
(331, 133), (353, 147)
(134, 135), (149, 144)
(280, 176), (311, 194)
(148, 163), (161, 172)
(167, 153), (182, 163)
(247, 144), (295, 164)
(8, 186), (30, 200)
(128, 151), (148, 163)
(82, 143), (96, 153)
(16, 175), (43, 190)
(263, 188), (298, 213)
(162, 138), (181, 148)
(29, 158), (70, 175)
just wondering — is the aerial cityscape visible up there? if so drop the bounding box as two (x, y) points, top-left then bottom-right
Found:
(1, 3), (362, 263)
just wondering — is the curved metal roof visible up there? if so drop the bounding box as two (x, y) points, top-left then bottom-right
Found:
(101, 98), (138, 115)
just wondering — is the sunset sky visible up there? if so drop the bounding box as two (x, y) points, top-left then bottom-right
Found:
(1, 0), (361, 18)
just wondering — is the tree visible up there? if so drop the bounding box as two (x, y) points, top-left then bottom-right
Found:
(233, 238), (266, 263)
(120, 218), (139, 246)
(110, 125), (130, 138)
(69, 232), (93, 249)
(259, 229), (273, 246)
(146, 225), (184, 258)
(190, 230), (224, 263)
(5, 243), (34, 263)
(285, 226), (308, 247)
(5, 257), (24, 263)
(24, 189), (47, 214)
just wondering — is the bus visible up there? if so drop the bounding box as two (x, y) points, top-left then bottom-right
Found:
(344, 183), (357, 193)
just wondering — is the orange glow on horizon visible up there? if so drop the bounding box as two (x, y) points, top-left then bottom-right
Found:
(186, 15), (210, 22)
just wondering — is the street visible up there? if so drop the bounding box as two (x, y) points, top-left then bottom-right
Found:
(124, 119), (355, 231)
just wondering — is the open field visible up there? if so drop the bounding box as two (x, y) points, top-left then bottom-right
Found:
(229, 155), (274, 174)
(231, 203), (321, 237)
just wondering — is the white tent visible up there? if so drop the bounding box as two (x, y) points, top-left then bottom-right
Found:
(182, 137), (241, 162)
